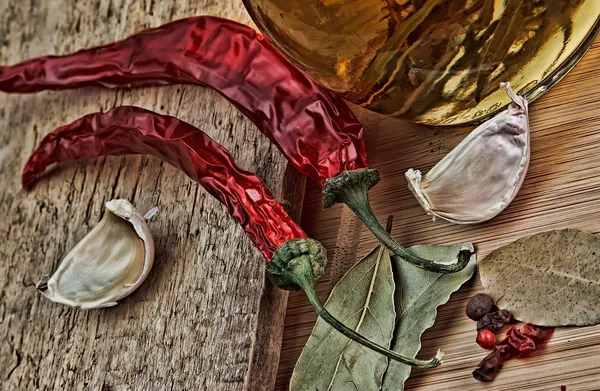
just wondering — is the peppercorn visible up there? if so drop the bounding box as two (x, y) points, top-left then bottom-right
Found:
(476, 330), (496, 349)
(466, 293), (495, 321)
(477, 309), (514, 332)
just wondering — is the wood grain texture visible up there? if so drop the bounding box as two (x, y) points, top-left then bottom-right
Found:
(277, 38), (600, 390)
(0, 1), (304, 390)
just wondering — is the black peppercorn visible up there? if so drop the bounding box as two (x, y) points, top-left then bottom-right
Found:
(466, 293), (495, 321)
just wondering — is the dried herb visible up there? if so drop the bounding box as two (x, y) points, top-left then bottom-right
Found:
(480, 229), (600, 326)
(290, 245), (397, 391)
(291, 241), (475, 391)
(382, 243), (476, 390)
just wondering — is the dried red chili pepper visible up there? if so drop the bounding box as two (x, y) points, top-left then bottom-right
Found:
(22, 106), (443, 369)
(473, 324), (554, 382)
(22, 106), (304, 260)
(1, 16), (471, 274)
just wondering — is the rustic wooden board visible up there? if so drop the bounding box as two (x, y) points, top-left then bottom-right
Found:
(0, 1), (304, 390)
(276, 38), (600, 390)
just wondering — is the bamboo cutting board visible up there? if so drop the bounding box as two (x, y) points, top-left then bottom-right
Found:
(0, 2), (304, 390)
(276, 38), (600, 390)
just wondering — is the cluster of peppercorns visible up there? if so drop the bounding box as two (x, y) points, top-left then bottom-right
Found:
(466, 293), (514, 349)
(466, 293), (555, 382)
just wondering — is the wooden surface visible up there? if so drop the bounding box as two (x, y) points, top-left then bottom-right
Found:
(0, 1), (304, 390)
(276, 38), (600, 390)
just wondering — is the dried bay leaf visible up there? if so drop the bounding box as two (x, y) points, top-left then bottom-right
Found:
(382, 243), (476, 390)
(480, 229), (600, 326)
(290, 245), (395, 391)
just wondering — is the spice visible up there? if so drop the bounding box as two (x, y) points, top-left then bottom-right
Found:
(476, 330), (497, 350)
(473, 324), (554, 382)
(36, 199), (154, 309)
(406, 83), (530, 224)
(2, 16), (472, 274)
(477, 309), (514, 332)
(466, 293), (495, 321)
(23, 106), (442, 368)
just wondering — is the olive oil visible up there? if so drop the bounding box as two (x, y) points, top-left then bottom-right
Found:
(244, 0), (600, 125)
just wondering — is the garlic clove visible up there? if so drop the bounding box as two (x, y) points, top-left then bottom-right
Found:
(406, 83), (529, 224)
(36, 199), (155, 309)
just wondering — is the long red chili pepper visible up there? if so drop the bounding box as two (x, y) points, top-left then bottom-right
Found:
(22, 106), (305, 260)
(2, 16), (471, 273)
(22, 106), (444, 368)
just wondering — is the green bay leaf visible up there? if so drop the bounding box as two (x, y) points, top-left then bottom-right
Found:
(480, 229), (600, 326)
(290, 245), (395, 391)
(382, 243), (476, 390)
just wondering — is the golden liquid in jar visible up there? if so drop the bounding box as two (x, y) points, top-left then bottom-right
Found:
(244, 0), (600, 125)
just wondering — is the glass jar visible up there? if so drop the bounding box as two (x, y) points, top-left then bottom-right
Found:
(243, 0), (600, 125)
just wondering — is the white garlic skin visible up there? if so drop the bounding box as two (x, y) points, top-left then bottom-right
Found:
(37, 199), (155, 309)
(406, 83), (529, 224)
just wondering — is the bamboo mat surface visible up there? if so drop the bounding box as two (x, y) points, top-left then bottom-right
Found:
(275, 38), (600, 391)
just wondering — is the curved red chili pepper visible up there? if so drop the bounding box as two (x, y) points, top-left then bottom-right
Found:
(22, 106), (305, 260)
(2, 16), (366, 188)
(2, 16), (471, 273)
(23, 106), (442, 369)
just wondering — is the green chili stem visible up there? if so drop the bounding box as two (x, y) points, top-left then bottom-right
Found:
(323, 168), (472, 274)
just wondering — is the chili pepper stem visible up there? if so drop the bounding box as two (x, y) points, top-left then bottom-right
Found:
(322, 168), (473, 274)
(267, 238), (443, 368)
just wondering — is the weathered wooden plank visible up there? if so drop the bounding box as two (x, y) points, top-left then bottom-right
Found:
(0, 1), (301, 390)
(277, 38), (600, 390)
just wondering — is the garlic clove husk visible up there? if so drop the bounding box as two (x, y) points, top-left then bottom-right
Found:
(36, 199), (155, 309)
(406, 83), (529, 224)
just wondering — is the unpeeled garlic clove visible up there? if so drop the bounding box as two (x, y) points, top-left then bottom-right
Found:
(406, 82), (529, 224)
(36, 199), (155, 309)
